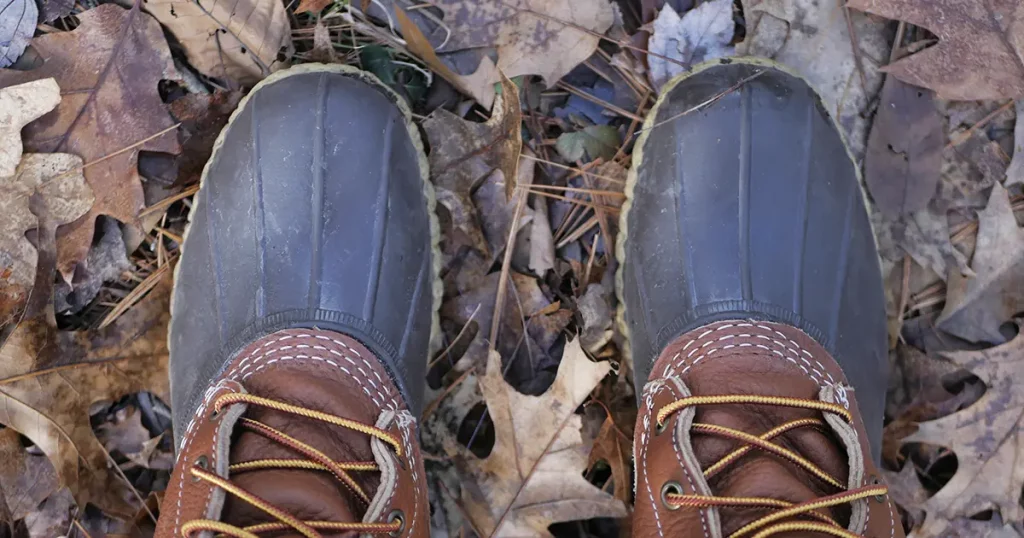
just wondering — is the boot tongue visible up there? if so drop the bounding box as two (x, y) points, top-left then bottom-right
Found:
(220, 368), (381, 535)
(684, 359), (851, 537)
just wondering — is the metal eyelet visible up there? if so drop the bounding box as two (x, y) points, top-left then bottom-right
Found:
(209, 407), (222, 421)
(870, 476), (885, 503)
(191, 455), (210, 482)
(660, 481), (683, 510)
(656, 417), (670, 435)
(387, 509), (406, 536)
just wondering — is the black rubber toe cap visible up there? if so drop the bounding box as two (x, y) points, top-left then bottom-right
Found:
(618, 59), (887, 459)
(170, 66), (436, 436)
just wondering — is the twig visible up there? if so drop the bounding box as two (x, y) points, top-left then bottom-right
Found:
(422, 368), (474, 418)
(519, 153), (626, 185)
(139, 184), (201, 217)
(428, 303), (481, 369)
(945, 100), (1015, 150)
(98, 258), (174, 329)
(526, 189), (620, 213)
(556, 81), (645, 122)
(489, 190), (528, 351)
(556, 216), (600, 249)
(528, 184), (625, 197)
(840, 0), (868, 94)
(640, 70), (766, 133)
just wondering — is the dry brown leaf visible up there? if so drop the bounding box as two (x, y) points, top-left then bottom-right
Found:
(430, 0), (614, 107)
(903, 322), (1024, 536)
(882, 461), (928, 531)
(847, 0), (1024, 100)
(0, 79), (60, 177)
(295, 0), (332, 14)
(393, 5), (472, 98)
(0, 153), (93, 329)
(146, 0), (290, 84)
(865, 77), (943, 217)
(424, 76), (522, 258)
(587, 415), (631, 507)
(937, 184), (1024, 344)
(451, 340), (626, 537)
(0, 274), (171, 517)
(0, 4), (182, 279)
(166, 90), (244, 189)
(0, 429), (59, 521)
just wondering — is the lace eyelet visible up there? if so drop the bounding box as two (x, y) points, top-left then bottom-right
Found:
(870, 476), (885, 503)
(387, 509), (405, 536)
(209, 408), (221, 421)
(191, 455), (210, 482)
(656, 418), (670, 435)
(660, 481), (682, 510)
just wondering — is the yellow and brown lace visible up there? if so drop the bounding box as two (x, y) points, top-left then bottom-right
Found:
(655, 395), (888, 538)
(181, 393), (404, 538)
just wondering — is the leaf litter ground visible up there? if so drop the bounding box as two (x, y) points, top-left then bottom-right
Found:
(1, 0), (1023, 536)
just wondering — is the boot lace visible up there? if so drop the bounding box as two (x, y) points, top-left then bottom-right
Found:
(181, 393), (405, 538)
(655, 395), (888, 538)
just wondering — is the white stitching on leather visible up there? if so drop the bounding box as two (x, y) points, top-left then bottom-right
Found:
(660, 322), (837, 385)
(397, 413), (421, 538)
(666, 383), (711, 538)
(639, 384), (666, 538)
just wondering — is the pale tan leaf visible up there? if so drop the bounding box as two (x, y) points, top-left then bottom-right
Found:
(145, 0), (291, 84)
(453, 339), (626, 537)
(902, 324), (1024, 536)
(429, 0), (615, 106)
(937, 184), (1024, 344)
(0, 153), (93, 329)
(0, 429), (59, 521)
(0, 79), (60, 177)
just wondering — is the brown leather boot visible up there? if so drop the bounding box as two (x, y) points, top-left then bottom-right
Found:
(154, 330), (430, 538)
(155, 65), (438, 537)
(618, 59), (904, 537)
(631, 321), (902, 538)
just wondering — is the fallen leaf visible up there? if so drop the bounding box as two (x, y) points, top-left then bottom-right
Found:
(424, 78), (522, 258)
(865, 77), (943, 217)
(937, 184), (1024, 344)
(1007, 99), (1024, 187)
(393, 5), (474, 99)
(903, 321), (1024, 536)
(0, 0), (37, 68)
(430, 0), (615, 107)
(451, 340), (626, 537)
(578, 283), (614, 353)
(529, 198), (555, 276)
(307, 19), (337, 63)
(882, 200), (970, 281)
(883, 461), (928, 531)
(145, 0), (291, 84)
(0, 79), (61, 177)
(0, 429), (59, 521)
(37, 0), (72, 23)
(94, 406), (152, 464)
(847, 0), (1024, 101)
(0, 4), (182, 279)
(295, 0), (332, 14)
(23, 488), (74, 538)
(587, 414), (631, 507)
(0, 153), (93, 329)
(166, 90), (244, 188)
(937, 126), (1008, 211)
(738, 0), (889, 158)
(54, 218), (130, 314)
(0, 272), (172, 516)
(648, 0), (735, 90)
(556, 125), (620, 162)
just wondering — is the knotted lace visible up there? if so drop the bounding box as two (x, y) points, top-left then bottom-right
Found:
(655, 395), (888, 538)
(181, 393), (405, 538)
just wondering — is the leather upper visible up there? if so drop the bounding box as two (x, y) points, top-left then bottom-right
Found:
(632, 320), (904, 538)
(154, 329), (430, 538)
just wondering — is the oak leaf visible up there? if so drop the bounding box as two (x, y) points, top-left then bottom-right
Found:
(0, 153), (93, 330)
(0, 4), (182, 279)
(937, 184), (1024, 344)
(847, 0), (1024, 100)
(145, 0), (291, 84)
(0, 428), (60, 522)
(0, 79), (60, 177)
(0, 0), (36, 68)
(903, 322), (1024, 536)
(0, 271), (171, 517)
(430, 0), (614, 107)
(424, 74), (521, 259)
(451, 339), (626, 537)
